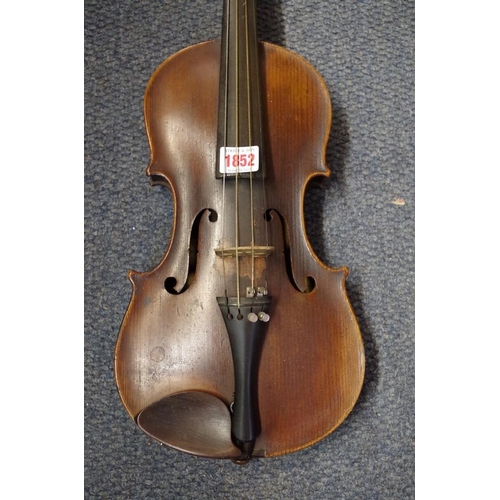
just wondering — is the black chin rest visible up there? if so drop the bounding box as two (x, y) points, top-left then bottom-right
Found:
(136, 391), (241, 458)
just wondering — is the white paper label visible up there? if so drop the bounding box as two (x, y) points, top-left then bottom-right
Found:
(219, 146), (259, 174)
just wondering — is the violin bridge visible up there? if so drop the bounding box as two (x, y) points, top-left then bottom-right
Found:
(214, 245), (275, 258)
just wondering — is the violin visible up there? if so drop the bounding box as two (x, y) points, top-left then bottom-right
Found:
(115, 0), (365, 463)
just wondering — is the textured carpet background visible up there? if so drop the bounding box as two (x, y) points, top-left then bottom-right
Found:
(84, 0), (414, 498)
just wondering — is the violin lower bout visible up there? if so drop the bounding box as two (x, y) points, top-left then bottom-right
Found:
(115, 220), (365, 458)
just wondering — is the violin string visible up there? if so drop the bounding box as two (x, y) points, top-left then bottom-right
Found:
(234, 0), (241, 309)
(221, 0), (231, 299)
(248, 0), (269, 292)
(245, 0), (256, 294)
(262, 167), (270, 292)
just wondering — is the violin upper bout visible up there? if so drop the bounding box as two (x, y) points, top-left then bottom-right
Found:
(143, 40), (220, 183)
(261, 41), (332, 180)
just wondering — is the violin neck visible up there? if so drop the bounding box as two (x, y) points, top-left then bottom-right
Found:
(216, 0), (265, 179)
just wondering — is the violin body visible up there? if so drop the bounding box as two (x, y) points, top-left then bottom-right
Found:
(116, 5), (364, 461)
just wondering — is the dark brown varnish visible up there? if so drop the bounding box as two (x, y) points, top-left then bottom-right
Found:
(115, 10), (365, 460)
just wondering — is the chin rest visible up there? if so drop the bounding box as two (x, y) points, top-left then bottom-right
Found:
(136, 391), (241, 458)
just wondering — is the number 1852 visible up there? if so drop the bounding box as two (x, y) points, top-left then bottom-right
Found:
(219, 146), (259, 174)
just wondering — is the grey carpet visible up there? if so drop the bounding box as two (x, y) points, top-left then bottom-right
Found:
(84, 0), (414, 498)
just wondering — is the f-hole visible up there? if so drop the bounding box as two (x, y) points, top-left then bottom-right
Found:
(265, 209), (316, 293)
(165, 209), (218, 294)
